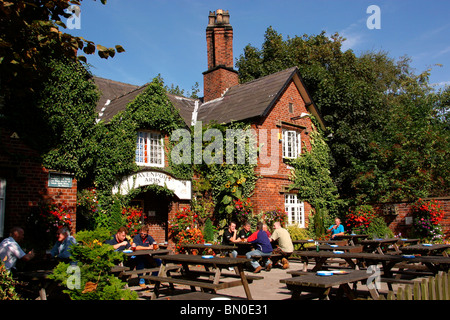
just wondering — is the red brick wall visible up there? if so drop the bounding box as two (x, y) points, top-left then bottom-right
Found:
(250, 80), (314, 225)
(0, 128), (78, 237)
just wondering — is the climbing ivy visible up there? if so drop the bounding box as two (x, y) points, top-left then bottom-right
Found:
(287, 118), (344, 215)
(90, 77), (192, 226)
(192, 121), (259, 223)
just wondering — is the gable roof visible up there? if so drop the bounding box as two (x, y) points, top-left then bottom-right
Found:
(196, 66), (325, 130)
(93, 66), (325, 130)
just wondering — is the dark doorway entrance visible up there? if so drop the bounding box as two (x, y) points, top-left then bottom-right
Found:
(130, 188), (172, 242)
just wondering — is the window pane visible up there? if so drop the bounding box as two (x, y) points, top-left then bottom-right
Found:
(284, 193), (305, 227)
(136, 131), (164, 167)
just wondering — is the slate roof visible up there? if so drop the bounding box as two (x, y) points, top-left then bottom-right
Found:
(93, 77), (140, 111)
(93, 66), (325, 130)
(197, 67), (298, 124)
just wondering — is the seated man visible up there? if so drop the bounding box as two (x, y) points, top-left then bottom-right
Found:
(237, 222), (252, 241)
(270, 221), (293, 269)
(105, 227), (131, 251)
(327, 218), (345, 239)
(246, 222), (273, 273)
(222, 221), (239, 258)
(0, 227), (35, 273)
(132, 225), (160, 287)
(50, 227), (77, 262)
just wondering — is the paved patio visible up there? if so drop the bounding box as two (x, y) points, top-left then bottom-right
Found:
(135, 259), (413, 300)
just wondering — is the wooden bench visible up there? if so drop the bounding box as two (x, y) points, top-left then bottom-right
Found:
(184, 269), (264, 283)
(143, 275), (234, 299)
(120, 265), (181, 281)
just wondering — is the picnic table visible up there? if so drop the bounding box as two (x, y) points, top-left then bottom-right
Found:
(396, 238), (420, 247)
(400, 243), (450, 257)
(307, 244), (363, 253)
(156, 291), (244, 300)
(16, 269), (55, 300)
(292, 250), (364, 272)
(359, 238), (401, 254)
(123, 248), (170, 257)
(292, 239), (346, 250)
(291, 250), (450, 276)
(120, 249), (171, 278)
(181, 243), (236, 256)
(143, 254), (261, 300)
(280, 269), (381, 300)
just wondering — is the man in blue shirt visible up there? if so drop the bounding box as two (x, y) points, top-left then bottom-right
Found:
(131, 225), (160, 287)
(246, 222), (273, 273)
(327, 218), (345, 239)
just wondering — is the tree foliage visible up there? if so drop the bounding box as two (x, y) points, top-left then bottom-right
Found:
(0, 0), (123, 153)
(236, 27), (450, 203)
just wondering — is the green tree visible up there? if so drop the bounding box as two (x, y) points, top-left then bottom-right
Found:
(236, 27), (449, 203)
(0, 0), (123, 171)
(352, 69), (450, 202)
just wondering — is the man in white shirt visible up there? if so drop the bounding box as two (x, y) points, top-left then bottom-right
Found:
(0, 227), (35, 272)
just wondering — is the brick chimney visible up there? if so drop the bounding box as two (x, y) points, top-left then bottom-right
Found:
(203, 9), (239, 102)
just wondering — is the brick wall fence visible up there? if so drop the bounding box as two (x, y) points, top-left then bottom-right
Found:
(373, 196), (450, 240)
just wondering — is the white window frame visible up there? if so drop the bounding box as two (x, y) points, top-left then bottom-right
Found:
(284, 193), (305, 228)
(135, 131), (164, 167)
(282, 129), (301, 159)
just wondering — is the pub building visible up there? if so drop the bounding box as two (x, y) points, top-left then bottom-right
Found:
(0, 10), (325, 244)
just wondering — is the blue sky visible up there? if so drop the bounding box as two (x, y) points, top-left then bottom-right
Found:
(68, 0), (450, 96)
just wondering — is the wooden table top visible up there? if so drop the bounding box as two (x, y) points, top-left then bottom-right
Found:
(123, 249), (170, 256)
(280, 270), (376, 288)
(181, 243), (236, 251)
(155, 254), (250, 266)
(400, 243), (449, 253)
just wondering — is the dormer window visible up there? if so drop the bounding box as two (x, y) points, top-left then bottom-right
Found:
(282, 129), (301, 159)
(136, 131), (164, 167)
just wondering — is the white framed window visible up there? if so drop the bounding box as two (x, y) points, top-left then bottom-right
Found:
(136, 131), (164, 167)
(285, 193), (305, 227)
(282, 129), (301, 159)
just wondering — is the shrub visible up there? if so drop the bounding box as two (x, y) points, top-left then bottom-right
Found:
(367, 215), (394, 238)
(410, 198), (444, 242)
(232, 197), (253, 225)
(121, 206), (145, 237)
(49, 228), (137, 300)
(173, 228), (205, 253)
(345, 205), (376, 234)
(262, 207), (288, 231)
(0, 262), (24, 300)
(168, 207), (198, 239)
(203, 218), (216, 243)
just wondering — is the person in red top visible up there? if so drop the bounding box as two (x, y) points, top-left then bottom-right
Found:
(246, 222), (273, 273)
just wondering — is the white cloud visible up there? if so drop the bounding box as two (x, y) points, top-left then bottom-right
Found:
(338, 18), (367, 51)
